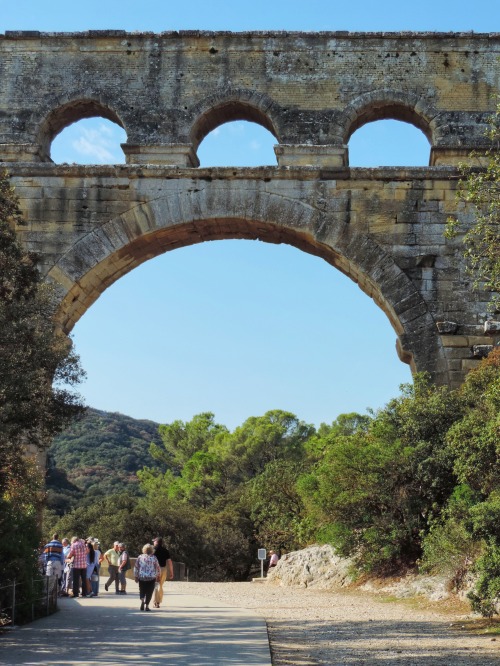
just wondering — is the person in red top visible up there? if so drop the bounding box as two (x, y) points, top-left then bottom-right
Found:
(67, 537), (88, 598)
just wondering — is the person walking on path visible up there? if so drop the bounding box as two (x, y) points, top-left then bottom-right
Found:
(85, 541), (96, 597)
(117, 543), (131, 594)
(152, 536), (173, 608)
(43, 533), (64, 581)
(134, 543), (160, 612)
(91, 540), (101, 596)
(60, 538), (71, 596)
(104, 541), (121, 594)
(67, 536), (87, 598)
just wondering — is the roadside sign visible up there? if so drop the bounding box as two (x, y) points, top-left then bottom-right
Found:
(258, 548), (267, 578)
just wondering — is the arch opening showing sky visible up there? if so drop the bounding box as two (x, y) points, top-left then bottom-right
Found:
(348, 119), (430, 167)
(51, 118), (127, 164)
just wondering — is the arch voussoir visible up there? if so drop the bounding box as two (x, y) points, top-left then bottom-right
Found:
(118, 203), (159, 240)
(101, 217), (132, 250)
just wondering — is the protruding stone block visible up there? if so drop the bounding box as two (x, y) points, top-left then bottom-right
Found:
(472, 345), (494, 358)
(122, 144), (199, 167)
(430, 147), (489, 167)
(396, 337), (413, 366)
(484, 320), (500, 334)
(0, 143), (46, 162)
(436, 320), (458, 334)
(274, 144), (348, 168)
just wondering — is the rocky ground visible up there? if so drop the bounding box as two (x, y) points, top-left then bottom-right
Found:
(180, 581), (499, 665)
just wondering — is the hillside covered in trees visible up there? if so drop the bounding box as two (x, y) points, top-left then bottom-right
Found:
(46, 408), (164, 515)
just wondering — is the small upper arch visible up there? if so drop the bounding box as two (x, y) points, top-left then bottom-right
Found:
(189, 89), (280, 151)
(36, 95), (127, 161)
(343, 90), (438, 145)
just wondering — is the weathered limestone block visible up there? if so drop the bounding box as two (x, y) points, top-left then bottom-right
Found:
(436, 320), (458, 334)
(440, 336), (469, 347)
(275, 144), (348, 167)
(122, 143), (199, 167)
(462, 359), (482, 370)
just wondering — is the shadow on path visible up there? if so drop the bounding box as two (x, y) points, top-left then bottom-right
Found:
(0, 583), (271, 666)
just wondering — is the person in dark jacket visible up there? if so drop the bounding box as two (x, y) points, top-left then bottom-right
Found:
(118, 543), (131, 594)
(152, 537), (174, 608)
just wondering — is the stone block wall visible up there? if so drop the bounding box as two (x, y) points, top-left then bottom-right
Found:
(0, 30), (499, 165)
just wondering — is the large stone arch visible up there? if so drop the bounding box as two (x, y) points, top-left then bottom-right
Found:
(47, 186), (443, 380)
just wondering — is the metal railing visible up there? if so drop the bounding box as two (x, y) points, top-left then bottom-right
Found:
(0, 575), (58, 628)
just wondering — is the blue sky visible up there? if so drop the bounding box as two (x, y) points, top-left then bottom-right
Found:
(2, 2), (498, 429)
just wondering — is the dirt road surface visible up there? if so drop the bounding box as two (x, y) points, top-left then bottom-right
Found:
(178, 581), (499, 665)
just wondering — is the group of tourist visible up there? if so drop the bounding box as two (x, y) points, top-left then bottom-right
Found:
(40, 534), (174, 611)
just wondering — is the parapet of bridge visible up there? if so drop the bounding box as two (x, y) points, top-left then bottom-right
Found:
(1, 30), (499, 387)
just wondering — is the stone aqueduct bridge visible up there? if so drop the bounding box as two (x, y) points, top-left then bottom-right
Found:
(1, 30), (500, 389)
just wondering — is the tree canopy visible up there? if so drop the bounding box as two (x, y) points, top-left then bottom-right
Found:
(0, 170), (84, 598)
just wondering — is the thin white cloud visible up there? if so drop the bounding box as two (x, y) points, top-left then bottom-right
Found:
(98, 123), (114, 136)
(228, 123), (246, 136)
(71, 124), (118, 163)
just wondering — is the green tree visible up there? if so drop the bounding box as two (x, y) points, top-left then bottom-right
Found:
(246, 459), (308, 551)
(416, 350), (500, 615)
(0, 171), (84, 495)
(447, 349), (500, 495)
(139, 412), (230, 507)
(441, 349), (500, 615)
(152, 412), (228, 469)
(0, 170), (84, 621)
(305, 412), (372, 461)
(446, 101), (500, 311)
(142, 410), (313, 509)
(420, 484), (482, 589)
(137, 411), (315, 579)
(298, 377), (463, 573)
(228, 410), (314, 481)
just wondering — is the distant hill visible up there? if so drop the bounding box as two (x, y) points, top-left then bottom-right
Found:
(46, 408), (164, 514)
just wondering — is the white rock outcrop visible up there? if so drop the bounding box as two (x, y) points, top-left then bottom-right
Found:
(266, 544), (472, 604)
(266, 544), (353, 589)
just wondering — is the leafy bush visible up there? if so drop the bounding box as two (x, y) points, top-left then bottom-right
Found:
(468, 543), (500, 617)
(420, 485), (481, 589)
(298, 378), (462, 573)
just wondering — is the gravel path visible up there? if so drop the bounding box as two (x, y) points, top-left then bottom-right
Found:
(178, 581), (499, 665)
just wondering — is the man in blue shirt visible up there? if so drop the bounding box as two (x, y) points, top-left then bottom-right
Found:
(43, 533), (64, 581)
